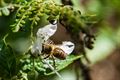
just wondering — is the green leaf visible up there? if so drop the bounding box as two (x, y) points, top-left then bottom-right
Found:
(0, 40), (17, 79)
(44, 55), (82, 75)
(34, 21), (38, 25)
(2, 7), (10, 16)
(35, 17), (40, 21)
(0, 11), (2, 16)
(21, 20), (26, 24)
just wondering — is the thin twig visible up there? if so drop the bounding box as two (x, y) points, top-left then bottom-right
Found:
(42, 59), (64, 80)
(38, 49), (64, 80)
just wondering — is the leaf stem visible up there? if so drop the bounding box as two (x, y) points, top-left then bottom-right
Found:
(38, 48), (64, 80)
(42, 58), (64, 80)
(3, 33), (9, 46)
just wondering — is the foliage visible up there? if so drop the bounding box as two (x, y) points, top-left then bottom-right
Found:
(0, 0), (97, 80)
